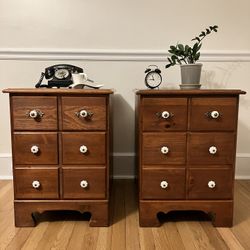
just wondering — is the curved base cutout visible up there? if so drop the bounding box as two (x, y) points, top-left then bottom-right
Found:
(139, 200), (233, 227)
(14, 200), (109, 227)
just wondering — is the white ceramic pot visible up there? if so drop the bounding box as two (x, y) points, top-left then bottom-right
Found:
(180, 63), (202, 89)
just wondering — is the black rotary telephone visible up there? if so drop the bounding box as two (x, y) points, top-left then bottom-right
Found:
(35, 64), (83, 88)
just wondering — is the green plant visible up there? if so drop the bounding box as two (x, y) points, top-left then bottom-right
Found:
(165, 25), (218, 68)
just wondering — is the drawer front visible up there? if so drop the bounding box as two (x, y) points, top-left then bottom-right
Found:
(13, 132), (58, 165)
(12, 96), (57, 130)
(62, 132), (106, 164)
(188, 168), (233, 199)
(188, 133), (235, 165)
(62, 97), (106, 130)
(142, 133), (186, 165)
(141, 168), (186, 199)
(190, 97), (238, 131)
(142, 97), (187, 131)
(15, 168), (59, 199)
(62, 168), (106, 199)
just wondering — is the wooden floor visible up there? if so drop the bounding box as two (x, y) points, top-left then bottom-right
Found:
(0, 180), (250, 249)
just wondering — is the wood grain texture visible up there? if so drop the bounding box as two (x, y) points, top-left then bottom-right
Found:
(62, 132), (106, 165)
(1, 180), (250, 249)
(62, 96), (107, 130)
(3, 88), (114, 95)
(13, 132), (58, 165)
(137, 90), (245, 228)
(4, 89), (112, 228)
(139, 200), (234, 227)
(62, 167), (106, 199)
(142, 132), (186, 165)
(141, 168), (186, 199)
(187, 168), (233, 199)
(142, 97), (187, 131)
(14, 168), (59, 199)
(187, 132), (235, 165)
(136, 89), (246, 96)
(11, 96), (58, 131)
(14, 200), (109, 227)
(189, 97), (238, 131)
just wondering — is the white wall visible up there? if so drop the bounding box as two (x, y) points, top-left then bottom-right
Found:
(0, 0), (250, 179)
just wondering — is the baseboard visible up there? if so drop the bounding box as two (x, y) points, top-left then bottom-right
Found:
(0, 175), (13, 180)
(0, 48), (250, 62)
(0, 153), (249, 180)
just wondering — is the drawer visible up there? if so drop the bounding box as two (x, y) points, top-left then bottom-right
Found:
(12, 96), (57, 130)
(142, 97), (187, 131)
(187, 133), (235, 165)
(189, 97), (238, 131)
(62, 132), (106, 164)
(188, 168), (233, 199)
(62, 96), (106, 130)
(13, 132), (58, 165)
(142, 132), (186, 165)
(62, 168), (106, 199)
(141, 168), (186, 199)
(15, 168), (59, 199)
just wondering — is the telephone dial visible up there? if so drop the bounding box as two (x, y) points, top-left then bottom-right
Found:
(35, 64), (83, 88)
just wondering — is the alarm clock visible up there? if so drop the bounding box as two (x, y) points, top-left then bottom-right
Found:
(144, 65), (162, 89)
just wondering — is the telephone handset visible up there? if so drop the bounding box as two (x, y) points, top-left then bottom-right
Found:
(35, 64), (83, 88)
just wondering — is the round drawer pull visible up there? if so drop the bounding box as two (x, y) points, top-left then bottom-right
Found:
(31, 145), (39, 154)
(75, 109), (93, 118)
(161, 146), (169, 155)
(210, 110), (220, 119)
(80, 180), (88, 188)
(29, 110), (38, 118)
(162, 111), (170, 119)
(209, 146), (217, 155)
(32, 180), (40, 189)
(160, 180), (168, 189)
(80, 145), (88, 154)
(79, 110), (88, 118)
(208, 180), (216, 189)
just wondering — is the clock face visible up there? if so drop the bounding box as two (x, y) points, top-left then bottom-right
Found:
(145, 71), (162, 89)
(54, 68), (70, 80)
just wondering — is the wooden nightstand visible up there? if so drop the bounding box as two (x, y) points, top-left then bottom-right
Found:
(3, 88), (113, 227)
(136, 89), (245, 227)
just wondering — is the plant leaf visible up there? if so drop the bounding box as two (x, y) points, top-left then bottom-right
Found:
(177, 44), (184, 51)
(192, 43), (198, 53)
(191, 36), (201, 42)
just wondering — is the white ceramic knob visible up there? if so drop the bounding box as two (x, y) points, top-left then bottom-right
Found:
(208, 180), (216, 189)
(31, 145), (39, 154)
(161, 111), (170, 119)
(32, 180), (40, 189)
(80, 145), (88, 154)
(160, 180), (168, 189)
(29, 110), (38, 118)
(79, 110), (88, 118)
(211, 110), (220, 119)
(209, 146), (217, 155)
(161, 146), (169, 154)
(80, 180), (88, 188)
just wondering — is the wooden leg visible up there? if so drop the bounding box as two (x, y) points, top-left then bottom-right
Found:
(211, 203), (233, 227)
(139, 202), (161, 227)
(14, 202), (36, 227)
(89, 203), (109, 227)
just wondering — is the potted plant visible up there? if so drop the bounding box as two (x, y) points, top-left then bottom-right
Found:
(166, 25), (218, 89)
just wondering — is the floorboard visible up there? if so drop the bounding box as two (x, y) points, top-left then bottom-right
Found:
(0, 180), (250, 250)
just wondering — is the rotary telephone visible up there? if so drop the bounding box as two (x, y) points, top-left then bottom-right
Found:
(35, 64), (83, 88)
